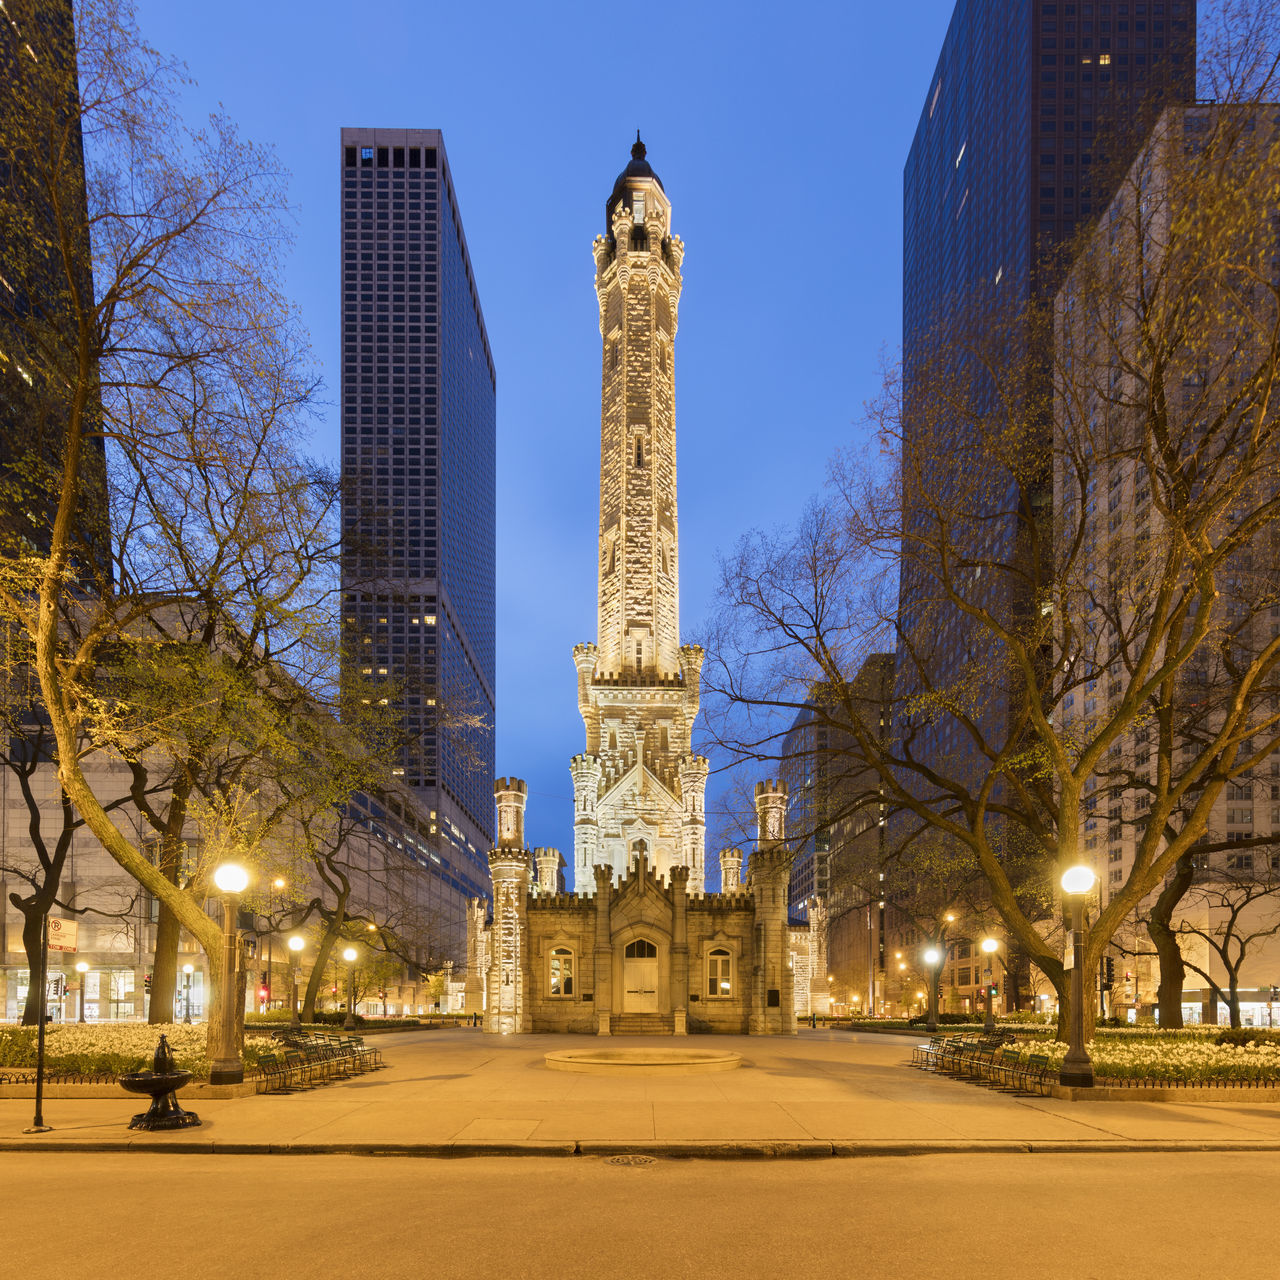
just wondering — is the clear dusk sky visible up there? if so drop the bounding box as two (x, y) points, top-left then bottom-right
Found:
(130, 0), (959, 882)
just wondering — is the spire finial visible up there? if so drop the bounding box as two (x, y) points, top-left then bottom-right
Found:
(632, 130), (646, 161)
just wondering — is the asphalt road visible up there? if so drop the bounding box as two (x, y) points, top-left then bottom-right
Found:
(3, 1150), (1271, 1279)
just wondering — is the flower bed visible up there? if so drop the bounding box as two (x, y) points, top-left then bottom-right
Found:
(0, 1023), (273, 1080)
(1015, 1036), (1280, 1085)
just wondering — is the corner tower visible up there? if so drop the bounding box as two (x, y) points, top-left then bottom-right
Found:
(572, 137), (705, 894)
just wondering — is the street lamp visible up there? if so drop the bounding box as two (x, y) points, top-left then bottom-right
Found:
(75, 961), (88, 1024)
(981, 937), (1000, 1033)
(210, 862), (249, 1085)
(182, 963), (194, 1024)
(1060, 864), (1098, 1088)
(923, 947), (942, 1032)
(343, 946), (358, 1030)
(288, 935), (305, 1028)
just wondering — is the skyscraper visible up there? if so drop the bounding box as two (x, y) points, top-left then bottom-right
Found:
(896, 1), (1196, 784)
(339, 129), (495, 887)
(0, 0), (109, 571)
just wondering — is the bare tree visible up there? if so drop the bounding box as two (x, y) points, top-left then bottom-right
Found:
(703, 16), (1280, 1040)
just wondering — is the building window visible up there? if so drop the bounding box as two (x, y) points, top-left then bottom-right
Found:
(625, 939), (658, 959)
(633, 193), (645, 224)
(707, 948), (732, 998)
(550, 948), (574, 997)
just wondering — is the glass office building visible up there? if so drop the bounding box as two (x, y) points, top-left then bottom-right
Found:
(896, 0), (1196, 775)
(339, 128), (495, 889)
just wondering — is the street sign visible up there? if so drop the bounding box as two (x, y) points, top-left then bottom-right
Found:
(47, 918), (78, 952)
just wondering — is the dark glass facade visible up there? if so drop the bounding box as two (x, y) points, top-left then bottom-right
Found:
(339, 128), (495, 890)
(0, 0), (109, 572)
(897, 0), (1196, 781)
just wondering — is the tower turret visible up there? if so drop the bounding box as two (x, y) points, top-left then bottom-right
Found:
(571, 138), (702, 896)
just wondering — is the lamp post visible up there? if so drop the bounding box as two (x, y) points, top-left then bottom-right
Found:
(210, 863), (249, 1085)
(980, 938), (1000, 1033)
(343, 946), (358, 1030)
(75, 961), (89, 1023)
(288, 935), (305, 1028)
(265, 877), (285, 1009)
(1060, 864), (1097, 1088)
(923, 947), (941, 1032)
(182, 963), (194, 1024)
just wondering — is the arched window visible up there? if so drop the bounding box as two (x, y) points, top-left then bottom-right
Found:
(707, 948), (732, 998)
(550, 947), (574, 997)
(624, 939), (658, 959)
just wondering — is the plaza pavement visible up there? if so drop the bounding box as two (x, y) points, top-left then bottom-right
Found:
(5, 1026), (1280, 1157)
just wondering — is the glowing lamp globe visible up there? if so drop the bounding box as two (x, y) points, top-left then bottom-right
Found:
(981, 937), (999, 955)
(213, 863), (249, 895)
(75, 961), (88, 974)
(1061, 865), (1097, 896)
(182, 963), (194, 974)
(924, 948), (941, 967)
(288, 936), (305, 953)
(342, 947), (358, 963)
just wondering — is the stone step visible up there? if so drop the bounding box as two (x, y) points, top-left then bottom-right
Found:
(610, 1014), (675, 1035)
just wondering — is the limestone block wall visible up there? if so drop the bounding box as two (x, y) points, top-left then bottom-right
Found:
(686, 893), (755, 1034)
(525, 895), (597, 1033)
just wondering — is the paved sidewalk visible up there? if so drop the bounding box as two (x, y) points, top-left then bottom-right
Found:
(6, 1027), (1280, 1157)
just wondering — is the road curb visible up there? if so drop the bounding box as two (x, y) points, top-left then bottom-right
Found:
(7, 1137), (1280, 1159)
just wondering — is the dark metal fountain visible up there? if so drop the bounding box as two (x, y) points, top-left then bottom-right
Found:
(119, 1034), (202, 1131)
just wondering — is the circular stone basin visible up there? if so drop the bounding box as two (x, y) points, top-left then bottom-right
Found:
(544, 1048), (742, 1075)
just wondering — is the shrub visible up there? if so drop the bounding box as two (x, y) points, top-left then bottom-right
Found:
(907, 1012), (973, 1026)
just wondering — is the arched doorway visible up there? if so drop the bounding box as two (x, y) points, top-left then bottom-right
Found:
(622, 938), (659, 1013)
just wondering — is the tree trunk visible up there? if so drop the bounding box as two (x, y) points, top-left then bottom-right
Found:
(302, 902), (347, 1023)
(1228, 972), (1242, 1028)
(150, 900), (180, 1024)
(1146, 853), (1194, 1030)
(18, 905), (48, 1025)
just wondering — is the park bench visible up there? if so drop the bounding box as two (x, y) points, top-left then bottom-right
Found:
(911, 1034), (948, 1070)
(1011, 1052), (1053, 1095)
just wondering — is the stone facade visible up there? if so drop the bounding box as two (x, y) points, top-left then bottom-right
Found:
(570, 138), (706, 894)
(471, 777), (807, 1035)
(468, 142), (810, 1035)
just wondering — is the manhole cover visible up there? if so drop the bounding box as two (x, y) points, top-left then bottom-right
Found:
(605, 1154), (656, 1167)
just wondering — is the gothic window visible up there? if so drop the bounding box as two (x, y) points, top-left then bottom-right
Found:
(550, 948), (574, 997)
(633, 194), (645, 224)
(625, 938), (658, 959)
(609, 730), (618, 751)
(611, 343), (619, 370)
(635, 437), (644, 467)
(608, 542), (616, 573)
(659, 345), (667, 374)
(659, 727), (669, 754)
(707, 949), (732, 998)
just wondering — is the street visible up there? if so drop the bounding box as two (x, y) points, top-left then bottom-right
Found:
(3, 1150), (1270, 1279)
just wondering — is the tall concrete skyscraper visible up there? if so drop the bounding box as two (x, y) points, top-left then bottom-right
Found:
(339, 129), (496, 885)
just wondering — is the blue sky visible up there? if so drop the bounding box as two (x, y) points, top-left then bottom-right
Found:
(131, 0), (957, 880)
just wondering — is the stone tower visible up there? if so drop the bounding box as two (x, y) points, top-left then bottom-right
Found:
(572, 137), (706, 894)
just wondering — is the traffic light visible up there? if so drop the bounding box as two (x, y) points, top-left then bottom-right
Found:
(1270, 986), (1278, 1001)
(260, 970), (268, 986)
(143, 973), (152, 992)
(1104, 957), (1115, 987)
(988, 982), (998, 997)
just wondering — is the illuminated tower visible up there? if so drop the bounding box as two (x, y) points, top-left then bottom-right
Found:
(571, 138), (706, 893)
